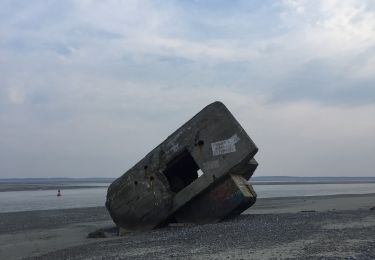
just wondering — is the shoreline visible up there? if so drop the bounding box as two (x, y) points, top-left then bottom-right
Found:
(1, 180), (375, 192)
(247, 192), (375, 214)
(0, 193), (374, 259)
(1, 192), (374, 214)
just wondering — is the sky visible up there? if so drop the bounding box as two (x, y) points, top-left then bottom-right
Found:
(0, 0), (374, 178)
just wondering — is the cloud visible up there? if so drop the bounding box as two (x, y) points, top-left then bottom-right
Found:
(0, 0), (374, 177)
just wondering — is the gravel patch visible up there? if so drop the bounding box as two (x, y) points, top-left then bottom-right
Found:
(26, 210), (375, 260)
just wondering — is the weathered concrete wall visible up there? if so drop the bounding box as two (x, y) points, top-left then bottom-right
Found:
(106, 101), (258, 231)
(174, 174), (257, 224)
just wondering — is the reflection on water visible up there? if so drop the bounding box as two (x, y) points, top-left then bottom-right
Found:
(0, 183), (375, 213)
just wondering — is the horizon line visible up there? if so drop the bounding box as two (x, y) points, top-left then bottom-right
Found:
(1, 176), (375, 180)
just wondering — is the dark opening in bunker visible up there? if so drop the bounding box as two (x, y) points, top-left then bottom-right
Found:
(163, 150), (201, 193)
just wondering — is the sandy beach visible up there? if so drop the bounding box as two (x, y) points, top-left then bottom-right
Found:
(0, 193), (374, 259)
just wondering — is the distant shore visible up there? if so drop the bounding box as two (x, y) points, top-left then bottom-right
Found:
(0, 184), (107, 192)
(2, 179), (375, 192)
(0, 193), (374, 259)
(251, 180), (375, 185)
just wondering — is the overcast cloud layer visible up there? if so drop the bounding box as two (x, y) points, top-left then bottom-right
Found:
(1, 0), (374, 178)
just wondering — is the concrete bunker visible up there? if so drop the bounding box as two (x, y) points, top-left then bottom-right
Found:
(106, 101), (258, 231)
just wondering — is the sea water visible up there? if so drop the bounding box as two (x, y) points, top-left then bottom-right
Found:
(0, 182), (374, 213)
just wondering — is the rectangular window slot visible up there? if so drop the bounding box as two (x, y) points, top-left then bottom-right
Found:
(163, 150), (201, 193)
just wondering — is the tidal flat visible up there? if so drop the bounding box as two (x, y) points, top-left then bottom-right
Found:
(0, 194), (374, 259)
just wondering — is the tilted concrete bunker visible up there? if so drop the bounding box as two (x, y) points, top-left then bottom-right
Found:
(106, 101), (258, 231)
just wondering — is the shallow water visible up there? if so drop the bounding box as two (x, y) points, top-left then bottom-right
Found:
(0, 182), (374, 213)
(254, 183), (375, 198)
(0, 188), (107, 213)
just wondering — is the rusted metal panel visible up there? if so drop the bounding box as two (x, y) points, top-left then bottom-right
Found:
(106, 101), (259, 231)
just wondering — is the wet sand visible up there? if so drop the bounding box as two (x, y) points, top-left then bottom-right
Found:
(1, 194), (374, 259)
